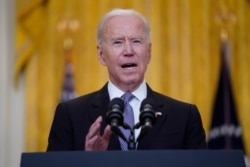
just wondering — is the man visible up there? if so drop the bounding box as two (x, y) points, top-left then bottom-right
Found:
(47, 8), (207, 151)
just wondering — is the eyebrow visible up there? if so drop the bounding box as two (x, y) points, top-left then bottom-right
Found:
(110, 36), (145, 41)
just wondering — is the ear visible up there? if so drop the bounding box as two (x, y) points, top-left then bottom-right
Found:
(147, 43), (152, 64)
(97, 45), (107, 66)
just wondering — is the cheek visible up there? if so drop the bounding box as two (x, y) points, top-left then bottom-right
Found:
(142, 51), (151, 65)
(107, 49), (120, 64)
(138, 45), (151, 64)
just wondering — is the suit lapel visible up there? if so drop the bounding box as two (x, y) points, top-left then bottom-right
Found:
(137, 85), (168, 149)
(90, 83), (121, 150)
(89, 83), (110, 122)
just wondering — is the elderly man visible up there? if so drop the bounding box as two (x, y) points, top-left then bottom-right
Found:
(47, 8), (207, 151)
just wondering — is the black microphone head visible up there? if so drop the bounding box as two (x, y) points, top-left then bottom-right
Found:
(139, 97), (156, 126)
(137, 97), (157, 142)
(106, 98), (124, 127)
(108, 97), (124, 111)
(140, 97), (156, 111)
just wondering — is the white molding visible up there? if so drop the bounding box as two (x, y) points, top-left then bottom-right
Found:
(0, 0), (25, 166)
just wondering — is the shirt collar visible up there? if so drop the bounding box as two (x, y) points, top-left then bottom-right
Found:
(108, 80), (147, 102)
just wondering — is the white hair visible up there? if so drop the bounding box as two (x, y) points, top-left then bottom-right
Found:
(96, 8), (151, 45)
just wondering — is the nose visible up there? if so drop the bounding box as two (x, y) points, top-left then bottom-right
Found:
(123, 41), (133, 56)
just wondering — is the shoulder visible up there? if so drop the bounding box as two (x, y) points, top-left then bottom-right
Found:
(56, 83), (109, 112)
(146, 85), (200, 118)
(147, 85), (196, 110)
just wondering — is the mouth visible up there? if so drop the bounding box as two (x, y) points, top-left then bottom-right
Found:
(121, 63), (137, 69)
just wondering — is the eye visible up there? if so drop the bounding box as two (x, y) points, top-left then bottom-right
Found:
(113, 40), (123, 45)
(132, 39), (142, 44)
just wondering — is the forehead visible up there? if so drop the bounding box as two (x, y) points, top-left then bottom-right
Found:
(103, 15), (146, 37)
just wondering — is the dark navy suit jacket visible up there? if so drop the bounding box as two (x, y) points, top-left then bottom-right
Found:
(47, 83), (207, 151)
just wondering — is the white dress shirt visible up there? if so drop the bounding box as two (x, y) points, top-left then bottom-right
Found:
(107, 80), (147, 139)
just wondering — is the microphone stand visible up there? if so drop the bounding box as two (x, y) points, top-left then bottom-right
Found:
(124, 123), (141, 150)
(128, 129), (136, 150)
(113, 122), (151, 150)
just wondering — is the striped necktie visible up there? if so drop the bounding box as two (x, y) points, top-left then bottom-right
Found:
(119, 93), (134, 151)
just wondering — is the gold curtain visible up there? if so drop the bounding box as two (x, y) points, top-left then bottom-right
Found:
(15, 0), (250, 155)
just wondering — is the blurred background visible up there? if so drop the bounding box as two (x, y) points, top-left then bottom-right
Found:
(0, 0), (249, 166)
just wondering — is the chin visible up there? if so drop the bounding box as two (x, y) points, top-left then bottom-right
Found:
(124, 78), (141, 86)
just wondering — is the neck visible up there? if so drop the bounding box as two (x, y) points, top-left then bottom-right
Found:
(110, 80), (144, 93)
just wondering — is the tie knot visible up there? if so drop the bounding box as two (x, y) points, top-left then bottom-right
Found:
(122, 93), (134, 103)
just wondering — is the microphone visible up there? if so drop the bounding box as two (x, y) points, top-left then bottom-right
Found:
(106, 98), (127, 142)
(137, 97), (157, 141)
(106, 98), (124, 128)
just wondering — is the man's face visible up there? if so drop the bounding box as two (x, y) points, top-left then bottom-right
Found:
(97, 15), (151, 91)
